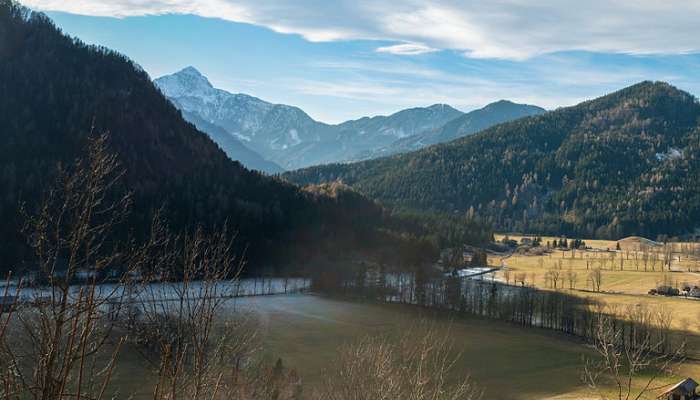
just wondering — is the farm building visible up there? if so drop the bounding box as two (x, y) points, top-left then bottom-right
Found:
(658, 377), (698, 400)
(689, 287), (700, 298)
(618, 236), (663, 252)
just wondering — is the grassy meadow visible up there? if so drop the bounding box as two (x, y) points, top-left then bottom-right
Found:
(108, 294), (700, 400)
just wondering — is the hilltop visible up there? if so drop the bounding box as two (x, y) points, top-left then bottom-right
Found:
(286, 81), (700, 239)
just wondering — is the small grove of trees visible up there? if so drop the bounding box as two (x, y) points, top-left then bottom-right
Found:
(550, 237), (586, 250)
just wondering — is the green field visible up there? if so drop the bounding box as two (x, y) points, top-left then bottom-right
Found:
(247, 295), (585, 398)
(235, 295), (686, 399)
(108, 294), (699, 399)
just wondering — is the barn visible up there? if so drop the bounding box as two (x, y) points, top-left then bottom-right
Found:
(658, 378), (698, 400)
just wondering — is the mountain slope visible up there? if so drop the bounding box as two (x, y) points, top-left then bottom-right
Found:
(155, 68), (464, 169)
(155, 67), (325, 168)
(178, 109), (284, 173)
(286, 82), (700, 239)
(288, 103), (464, 168)
(430, 100), (546, 143)
(0, 1), (453, 271)
(0, 1), (314, 268)
(354, 100), (545, 160)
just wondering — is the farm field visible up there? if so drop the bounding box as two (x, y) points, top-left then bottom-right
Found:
(112, 294), (700, 400)
(246, 295), (587, 399)
(491, 234), (700, 336)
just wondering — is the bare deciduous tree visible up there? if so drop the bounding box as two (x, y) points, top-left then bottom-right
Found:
(132, 224), (258, 400)
(0, 134), (286, 400)
(583, 312), (685, 400)
(0, 134), (140, 400)
(566, 267), (578, 290)
(316, 324), (481, 400)
(589, 268), (603, 292)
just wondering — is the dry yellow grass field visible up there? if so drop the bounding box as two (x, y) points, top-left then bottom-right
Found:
(492, 234), (700, 335)
(488, 234), (700, 398)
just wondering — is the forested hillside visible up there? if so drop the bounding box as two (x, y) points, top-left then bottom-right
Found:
(0, 1), (490, 273)
(286, 82), (700, 239)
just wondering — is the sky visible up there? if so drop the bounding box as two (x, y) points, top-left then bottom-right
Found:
(23, 0), (700, 123)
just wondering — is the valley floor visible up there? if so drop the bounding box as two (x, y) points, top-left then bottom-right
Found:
(113, 294), (700, 399)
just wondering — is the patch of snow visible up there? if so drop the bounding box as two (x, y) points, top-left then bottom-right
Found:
(656, 147), (683, 161)
(446, 267), (496, 278)
(232, 132), (252, 142)
(289, 129), (301, 146)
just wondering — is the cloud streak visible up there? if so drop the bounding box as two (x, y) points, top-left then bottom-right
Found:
(376, 43), (437, 56)
(24, 0), (700, 60)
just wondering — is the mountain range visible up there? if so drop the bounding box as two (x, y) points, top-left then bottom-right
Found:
(286, 81), (700, 240)
(155, 67), (544, 171)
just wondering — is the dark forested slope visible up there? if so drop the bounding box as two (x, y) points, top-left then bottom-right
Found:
(0, 1), (490, 273)
(286, 82), (700, 239)
(0, 1), (311, 269)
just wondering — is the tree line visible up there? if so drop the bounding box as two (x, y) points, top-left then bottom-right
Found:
(310, 260), (686, 360)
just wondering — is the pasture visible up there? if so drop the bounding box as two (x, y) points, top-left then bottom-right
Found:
(110, 294), (700, 399)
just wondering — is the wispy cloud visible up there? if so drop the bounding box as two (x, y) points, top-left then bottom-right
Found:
(292, 79), (403, 101)
(25, 0), (700, 60)
(287, 68), (582, 113)
(376, 43), (437, 56)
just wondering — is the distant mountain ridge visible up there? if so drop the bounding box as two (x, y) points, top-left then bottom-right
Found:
(155, 67), (543, 170)
(285, 81), (700, 239)
(353, 100), (545, 160)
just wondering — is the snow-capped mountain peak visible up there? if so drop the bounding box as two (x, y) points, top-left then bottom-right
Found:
(155, 66), (215, 99)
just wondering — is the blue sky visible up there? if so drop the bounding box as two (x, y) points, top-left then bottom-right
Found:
(28, 1), (700, 123)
